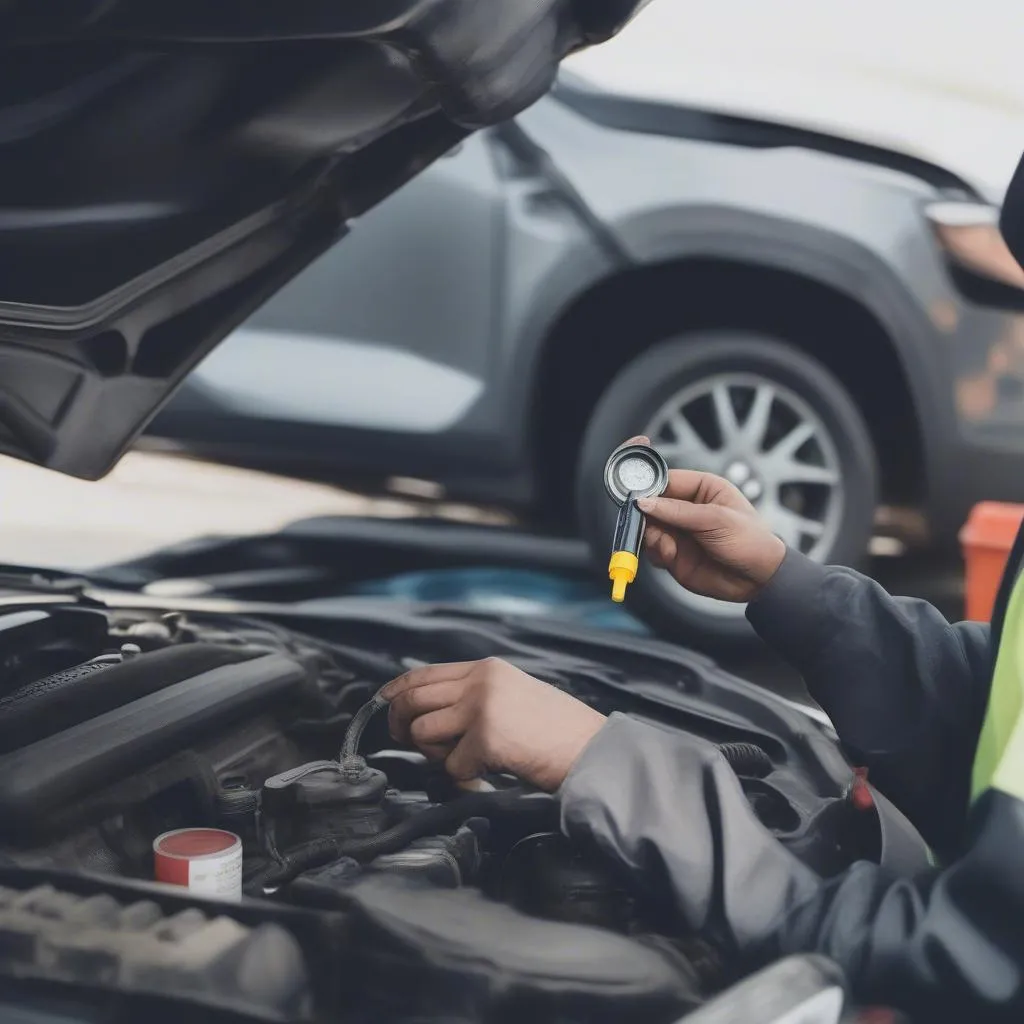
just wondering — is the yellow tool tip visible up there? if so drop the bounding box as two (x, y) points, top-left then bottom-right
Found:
(608, 550), (639, 604)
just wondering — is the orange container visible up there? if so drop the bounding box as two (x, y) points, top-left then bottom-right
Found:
(959, 502), (1024, 622)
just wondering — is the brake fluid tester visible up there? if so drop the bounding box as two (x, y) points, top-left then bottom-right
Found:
(603, 443), (669, 602)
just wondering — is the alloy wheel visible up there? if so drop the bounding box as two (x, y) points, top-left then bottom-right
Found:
(644, 372), (844, 618)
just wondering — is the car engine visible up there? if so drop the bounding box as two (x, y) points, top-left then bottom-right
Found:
(0, 599), (885, 1023)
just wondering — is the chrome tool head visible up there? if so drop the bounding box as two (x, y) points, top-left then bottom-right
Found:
(603, 443), (669, 506)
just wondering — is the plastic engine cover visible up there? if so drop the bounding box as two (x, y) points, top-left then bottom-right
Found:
(334, 874), (701, 1022)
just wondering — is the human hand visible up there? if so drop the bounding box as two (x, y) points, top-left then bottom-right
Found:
(623, 437), (785, 602)
(382, 657), (607, 791)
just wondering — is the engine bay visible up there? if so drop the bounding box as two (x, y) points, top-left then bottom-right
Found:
(0, 597), (886, 1022)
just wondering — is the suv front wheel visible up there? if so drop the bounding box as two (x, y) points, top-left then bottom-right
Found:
(575, 332), (878, 651)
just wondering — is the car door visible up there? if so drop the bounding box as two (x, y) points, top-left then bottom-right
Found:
(170, 133), (505, 456)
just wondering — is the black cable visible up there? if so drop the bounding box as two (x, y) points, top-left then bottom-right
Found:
(339, 684), (389, 763)
(258, 790), (552, 889)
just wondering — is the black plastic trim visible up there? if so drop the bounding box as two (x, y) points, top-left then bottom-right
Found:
(0, 1), (649, 479)
(0, 651), (309, 826)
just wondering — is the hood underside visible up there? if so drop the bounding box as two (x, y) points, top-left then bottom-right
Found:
(0, 0), (648, 479)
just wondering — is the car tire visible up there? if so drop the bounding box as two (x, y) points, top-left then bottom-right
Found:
(575, 331), (879, 652)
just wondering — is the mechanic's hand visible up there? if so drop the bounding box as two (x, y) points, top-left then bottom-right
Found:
(383, 657), (607, 791)
(625, 436), (786, 602)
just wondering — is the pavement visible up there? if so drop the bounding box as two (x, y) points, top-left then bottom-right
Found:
(0, 451), (510, 571)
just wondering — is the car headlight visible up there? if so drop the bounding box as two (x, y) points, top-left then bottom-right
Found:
(926, 200), (1024, 291)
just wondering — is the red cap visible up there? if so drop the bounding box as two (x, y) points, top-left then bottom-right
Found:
(155, 828), (237, 858)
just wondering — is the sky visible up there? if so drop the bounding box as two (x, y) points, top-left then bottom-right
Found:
(593, 2), (1024, 111)
(565, 1), (1024, 197)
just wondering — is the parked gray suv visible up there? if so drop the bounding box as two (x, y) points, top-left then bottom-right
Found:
(151, 67), (1024, 648)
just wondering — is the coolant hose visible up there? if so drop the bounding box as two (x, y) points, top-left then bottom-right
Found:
(339, 684), (390, 764)
(260, 789), (554, 889)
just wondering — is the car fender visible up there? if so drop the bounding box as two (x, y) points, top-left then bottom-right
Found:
(496, 113), (960, 506)
(615, 202), (949, 435)
(514, 215), (948, 489)
(495, 94), (967, 490)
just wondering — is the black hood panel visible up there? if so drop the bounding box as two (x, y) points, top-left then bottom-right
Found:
(0, 0), (648, 478)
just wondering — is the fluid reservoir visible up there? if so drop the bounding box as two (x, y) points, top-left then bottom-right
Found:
(262, 758), (389, 849)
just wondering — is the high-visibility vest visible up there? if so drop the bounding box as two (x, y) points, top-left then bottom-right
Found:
(972, 568), (1024, 801)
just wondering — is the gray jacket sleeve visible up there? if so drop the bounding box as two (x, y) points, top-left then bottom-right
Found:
(745, 549), (991, 854)
(560, 714), (1024, 1020)
(559, 714), (819, 951)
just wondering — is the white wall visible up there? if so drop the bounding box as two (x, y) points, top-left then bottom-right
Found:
(566, 1), (1024, 198)
(592, 1), (1024, 109)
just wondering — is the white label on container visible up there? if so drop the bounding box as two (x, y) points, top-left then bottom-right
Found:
(187, 845), (243, 901)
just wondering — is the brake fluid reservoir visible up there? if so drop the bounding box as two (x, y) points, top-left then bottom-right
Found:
(261, 759), (389, 848)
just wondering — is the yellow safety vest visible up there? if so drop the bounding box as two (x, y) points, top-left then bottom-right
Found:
(972, 568), (1024, 802)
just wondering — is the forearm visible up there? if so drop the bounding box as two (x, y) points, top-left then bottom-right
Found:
(746, 550), (991, 851)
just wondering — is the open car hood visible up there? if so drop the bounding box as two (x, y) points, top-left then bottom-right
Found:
(0, 0), (649, 479)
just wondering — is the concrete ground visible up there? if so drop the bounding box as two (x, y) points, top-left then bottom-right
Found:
(0, 451), (510, 571)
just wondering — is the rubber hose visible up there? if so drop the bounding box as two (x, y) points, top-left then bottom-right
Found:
(262, 790), (550, 888)
(339, 686), (390, 763)
(717, 741), (773, 778)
